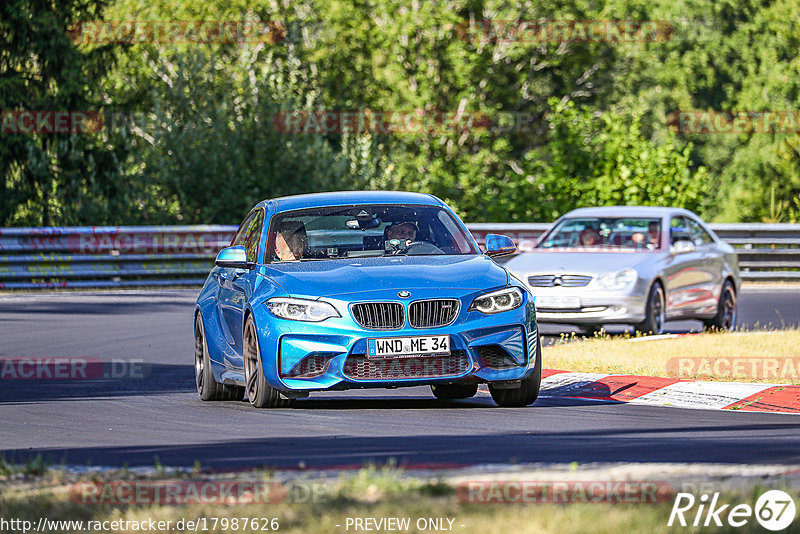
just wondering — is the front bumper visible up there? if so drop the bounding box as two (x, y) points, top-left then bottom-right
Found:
(250, 289), (538, 391)
(531, 287), (648, 325)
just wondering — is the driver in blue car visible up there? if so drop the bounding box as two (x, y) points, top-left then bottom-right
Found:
(385, 221), (418, 252)
(274, 222), (305, 261)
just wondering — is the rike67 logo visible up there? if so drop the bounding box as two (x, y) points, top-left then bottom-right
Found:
(669, 490), (796, 531)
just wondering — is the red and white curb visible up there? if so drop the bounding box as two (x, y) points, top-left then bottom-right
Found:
(482, 370), (800, 413)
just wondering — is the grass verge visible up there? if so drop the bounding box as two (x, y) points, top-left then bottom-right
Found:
(544, 329), (800, 384)
(2, 465), (796, 534)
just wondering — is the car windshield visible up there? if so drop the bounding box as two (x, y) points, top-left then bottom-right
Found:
(267, 204), (478, 262)
(538, 217), (663, 251)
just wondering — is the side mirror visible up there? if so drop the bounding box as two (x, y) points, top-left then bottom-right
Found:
(670, 240), (696, 255)
(485, 234), (517, 257)
(215, 245), (252, 269)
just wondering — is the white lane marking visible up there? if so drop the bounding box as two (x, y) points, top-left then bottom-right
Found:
(632, 381), (772, 409)
(627, 334), (681, 342)
(541, 372), (609, 392)
(627, 331), (780, 343)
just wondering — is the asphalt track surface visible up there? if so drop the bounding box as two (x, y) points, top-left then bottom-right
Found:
(1, 287), (800, 470)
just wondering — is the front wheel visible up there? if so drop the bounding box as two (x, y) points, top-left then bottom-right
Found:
(489, 339), (542, 407)
(704, 280), (737, 332)
(636, 282), (665, 335)
(243, 316), (289, 408)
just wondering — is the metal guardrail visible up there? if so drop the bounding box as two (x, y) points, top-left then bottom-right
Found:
(706, 224), (800, 281)
(0, 226), (235, 289)
(1, 223), (799, 289)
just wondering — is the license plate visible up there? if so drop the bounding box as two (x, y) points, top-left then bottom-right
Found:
(535, 296), (581, 309)
(367, 335), (450, 358)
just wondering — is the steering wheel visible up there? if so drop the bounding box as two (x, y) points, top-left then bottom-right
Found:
(401, 241), (445, 255)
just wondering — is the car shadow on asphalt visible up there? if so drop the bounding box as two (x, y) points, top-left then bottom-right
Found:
(281, 391), (616, 410)
(0, 358), (648, 410)
(0, 363), (196, 404)
(0, 363), (615, 408)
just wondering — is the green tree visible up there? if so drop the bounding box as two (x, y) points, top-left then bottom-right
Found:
(5, 0), (796, 226)
(518, 100), (708, 221)
(0, 0), (129, 226)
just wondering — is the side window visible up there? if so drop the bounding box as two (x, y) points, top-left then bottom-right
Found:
(231, 212), (255, 247)
(242, 210), (264, 263)
(686, 218), (714, 246)
(437, 211), (470, 253)
(670, 216), (692, 245)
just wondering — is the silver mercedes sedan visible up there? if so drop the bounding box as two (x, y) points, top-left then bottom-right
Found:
(504, 206), (740, 334)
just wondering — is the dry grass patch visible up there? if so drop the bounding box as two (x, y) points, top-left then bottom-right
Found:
(544, 330), (800, 384)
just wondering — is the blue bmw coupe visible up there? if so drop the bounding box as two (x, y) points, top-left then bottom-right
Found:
(194, 191), (541, 408)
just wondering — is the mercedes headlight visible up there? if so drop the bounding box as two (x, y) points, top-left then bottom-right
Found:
(597, 269), (638, 291)
(266, 298), (340, 322)
(469, 287), (524, 314)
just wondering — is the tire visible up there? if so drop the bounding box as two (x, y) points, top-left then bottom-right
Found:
(431, 382), (478, 400)
(243, 316), (289, 408)
(635, 282), (666, 335)
(704, 280), (737, 332)
(194, 312), (244, 401)
(488, 338), (542, 407)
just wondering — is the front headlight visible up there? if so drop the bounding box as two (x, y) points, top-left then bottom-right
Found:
(266, 298), (340, 322)
(469, 287), (524, 314)
(597, 269), (638, 291)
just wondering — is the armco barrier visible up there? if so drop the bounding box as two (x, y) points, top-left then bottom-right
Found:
(0, 226), (235, 289)
(1, 222), (799, 289)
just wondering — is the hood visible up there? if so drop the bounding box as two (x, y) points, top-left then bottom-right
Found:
(504, 250), (655, 276)
(260, 255), (508, 297)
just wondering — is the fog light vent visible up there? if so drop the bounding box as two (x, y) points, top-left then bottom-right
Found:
(478, 345), (520, 369)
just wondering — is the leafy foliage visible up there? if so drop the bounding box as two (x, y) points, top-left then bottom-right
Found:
(0, 0), (127, 225)
(520, 100), (708, 221)
(1, 0), (798, 224)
